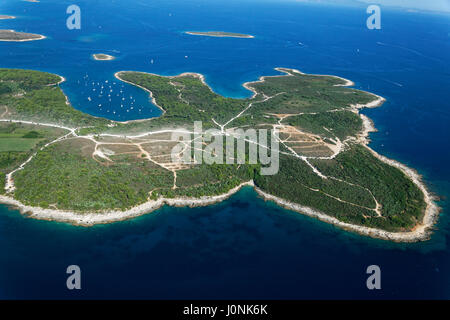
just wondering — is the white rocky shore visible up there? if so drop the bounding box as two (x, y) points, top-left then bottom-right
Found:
(0, 182), (255, 226)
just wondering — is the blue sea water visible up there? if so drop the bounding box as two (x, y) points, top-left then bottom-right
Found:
(0, 0), (449, 299)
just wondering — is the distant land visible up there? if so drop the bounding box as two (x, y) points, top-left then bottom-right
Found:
(0, 29), (45, 42)
(92, 53), (116, 61)
(0, 15), (16, 20)
(185, 31), (254, 38)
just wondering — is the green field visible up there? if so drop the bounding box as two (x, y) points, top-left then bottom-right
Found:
(0, 122), (68, 173)
(0, 137), (43, 152)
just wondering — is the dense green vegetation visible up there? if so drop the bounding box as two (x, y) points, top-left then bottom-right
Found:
(14, 141), (173, 211)
(0, 69), (61, 89)
(0, 69), (110, 127)
(0, 151), (28, 173)
(22, 130), (42, 138)
(287, 110), (363, 140)
(247, 69), (374, 114)
(113, 72), (250, 133)
(0, 171), (5, 194)
(310, 145), (425, 230)
(254, 154), (383, 226)
(111, 69), (374, 136)
(0, 82), (14, 95)
(159, 163), (258, 199)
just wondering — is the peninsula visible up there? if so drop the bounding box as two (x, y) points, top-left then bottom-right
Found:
(92, 53), (116, 61)
(185, 31), (254, 38)
(0, 15), (16, 20)
(0, 68), (439, 242)
(0, 29), (45, 42)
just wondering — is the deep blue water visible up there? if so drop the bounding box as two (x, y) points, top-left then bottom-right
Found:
(0, 0), (449, 299)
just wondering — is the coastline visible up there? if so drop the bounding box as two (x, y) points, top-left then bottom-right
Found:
(253, 184), (436, 242)
(250, 71), (439, 242)
(114, 70), (209, 123)
(252, 94), (439, 242)
(242, 67), (355, 99)
(288, 68), (355, 87)
(0, 181), (254, 226)
(92, 54), (116, 61)
(0, 68), (440, 242)
(54, 75), (66, 85)
(114, 71), (166, 117)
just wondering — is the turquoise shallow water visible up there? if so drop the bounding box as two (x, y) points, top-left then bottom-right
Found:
(0, 0), (449, 299)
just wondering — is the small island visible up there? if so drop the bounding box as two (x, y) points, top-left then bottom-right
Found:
(0, 29), (45, 42)
(0, 15), (16, 20)
(185, 31), (254, 39)
(92, 53), (116, 61)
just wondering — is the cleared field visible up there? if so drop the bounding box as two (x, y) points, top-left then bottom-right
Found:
(0, 137), (43, 152)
